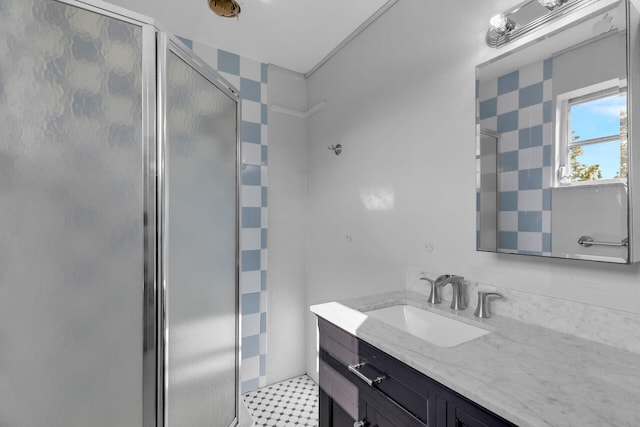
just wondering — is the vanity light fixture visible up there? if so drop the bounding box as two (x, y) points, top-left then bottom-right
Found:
(486, 0), (596, 48)
(208, 0), (241, 18)
(538, 0), (569, 10)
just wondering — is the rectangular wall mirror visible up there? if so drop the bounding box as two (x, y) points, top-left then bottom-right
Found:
(476, 0), (640, 263)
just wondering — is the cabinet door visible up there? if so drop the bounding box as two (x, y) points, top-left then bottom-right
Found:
(446, 402), (490, 427)
(358, 394), (428, 427)
(319, 388), (356, 427)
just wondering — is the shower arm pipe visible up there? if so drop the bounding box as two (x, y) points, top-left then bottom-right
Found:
(270, 100), (327, 118)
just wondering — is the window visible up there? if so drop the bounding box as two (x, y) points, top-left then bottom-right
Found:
(556, 81), (627, 185)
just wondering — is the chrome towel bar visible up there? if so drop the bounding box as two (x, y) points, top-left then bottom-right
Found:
(578, 236), (629, 248)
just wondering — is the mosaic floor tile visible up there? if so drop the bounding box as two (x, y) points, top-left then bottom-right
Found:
(242, 375), (318, 427)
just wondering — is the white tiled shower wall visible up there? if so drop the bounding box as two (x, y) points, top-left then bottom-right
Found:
(177, 36), (268, 393)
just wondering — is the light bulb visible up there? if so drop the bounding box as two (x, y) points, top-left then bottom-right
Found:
(490, 14), (508, 31)
(538, 0), (567, 9)
(489, 14), (514, 35)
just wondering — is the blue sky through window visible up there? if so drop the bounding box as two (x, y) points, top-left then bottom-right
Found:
(570, 93), (626, 179)
(572, 140), (621, 178)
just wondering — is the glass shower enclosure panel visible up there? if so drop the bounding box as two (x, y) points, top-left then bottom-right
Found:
(0, 0), (145, 425)
(0, 0), (240, 424)
(163, 41), (239, 426)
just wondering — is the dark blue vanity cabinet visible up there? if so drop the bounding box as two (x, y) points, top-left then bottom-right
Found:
(318, 318), (517, 427)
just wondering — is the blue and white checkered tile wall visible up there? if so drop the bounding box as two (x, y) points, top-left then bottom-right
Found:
(179, 36), (269, 393)
(478, 58), (553, 256)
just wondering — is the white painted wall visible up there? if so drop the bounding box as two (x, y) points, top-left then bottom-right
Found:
(266, 66), (308, 383)
(305, 0), (640, 380)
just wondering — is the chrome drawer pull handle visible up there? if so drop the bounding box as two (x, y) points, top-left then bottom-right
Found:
(348, 363), (386, 386)
(354, 421), (367, 427)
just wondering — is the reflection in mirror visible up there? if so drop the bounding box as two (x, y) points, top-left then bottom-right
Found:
(476, 0), (637, 263)
(477, 130), (499, 252)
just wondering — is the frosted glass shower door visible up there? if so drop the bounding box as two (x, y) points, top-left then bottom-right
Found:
(0, 0), (148, 425)
(163, 41), (239, 427)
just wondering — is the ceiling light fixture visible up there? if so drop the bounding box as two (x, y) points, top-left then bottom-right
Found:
(208, 0), (241, 18)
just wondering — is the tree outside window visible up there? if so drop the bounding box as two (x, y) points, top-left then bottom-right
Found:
(568, 92), (627, 182)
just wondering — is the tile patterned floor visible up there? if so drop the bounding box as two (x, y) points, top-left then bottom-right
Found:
(242, 375), (319, 426)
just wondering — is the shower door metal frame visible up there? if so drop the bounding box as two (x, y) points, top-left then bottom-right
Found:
(42, 1), (242, 426)
(55, 0), (158, 26)
(48, 2), (160, 426)
(157, 32), (242, 427)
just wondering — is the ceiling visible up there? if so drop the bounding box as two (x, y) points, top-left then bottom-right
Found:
(105, 0), (396, 75)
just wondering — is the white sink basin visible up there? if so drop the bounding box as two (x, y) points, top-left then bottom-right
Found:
(364, 304), (490, 347)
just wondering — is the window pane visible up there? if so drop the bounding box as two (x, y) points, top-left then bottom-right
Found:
(570, 93), (626, 142)
(570, 140), (626, 180)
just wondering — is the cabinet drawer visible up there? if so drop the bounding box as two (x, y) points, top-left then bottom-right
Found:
(319, 359), (359, 420)
(319, 318), (360, 367)
(319, 319), (431, 424)
(352, 341), (431, 424)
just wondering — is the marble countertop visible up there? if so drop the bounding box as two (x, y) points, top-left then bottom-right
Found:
(310, 291), (640, 427)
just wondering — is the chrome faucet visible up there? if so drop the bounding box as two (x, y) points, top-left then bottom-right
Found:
(419, 274), (452, 304)
(437, 275), (466, 310)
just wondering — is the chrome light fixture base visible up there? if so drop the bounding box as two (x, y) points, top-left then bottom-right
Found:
(538, 0), (569, 10)
(486, 14), (517, 46)
(486, 0), (597, 48)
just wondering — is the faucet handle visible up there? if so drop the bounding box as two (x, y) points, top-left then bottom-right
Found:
(420, 277), (441, 304)
(474, 291), (503, 318)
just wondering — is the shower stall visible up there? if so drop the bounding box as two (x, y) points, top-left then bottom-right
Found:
(0, 0), (240, 426)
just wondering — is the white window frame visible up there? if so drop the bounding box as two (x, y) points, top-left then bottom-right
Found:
(554, 78), (627, 187)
